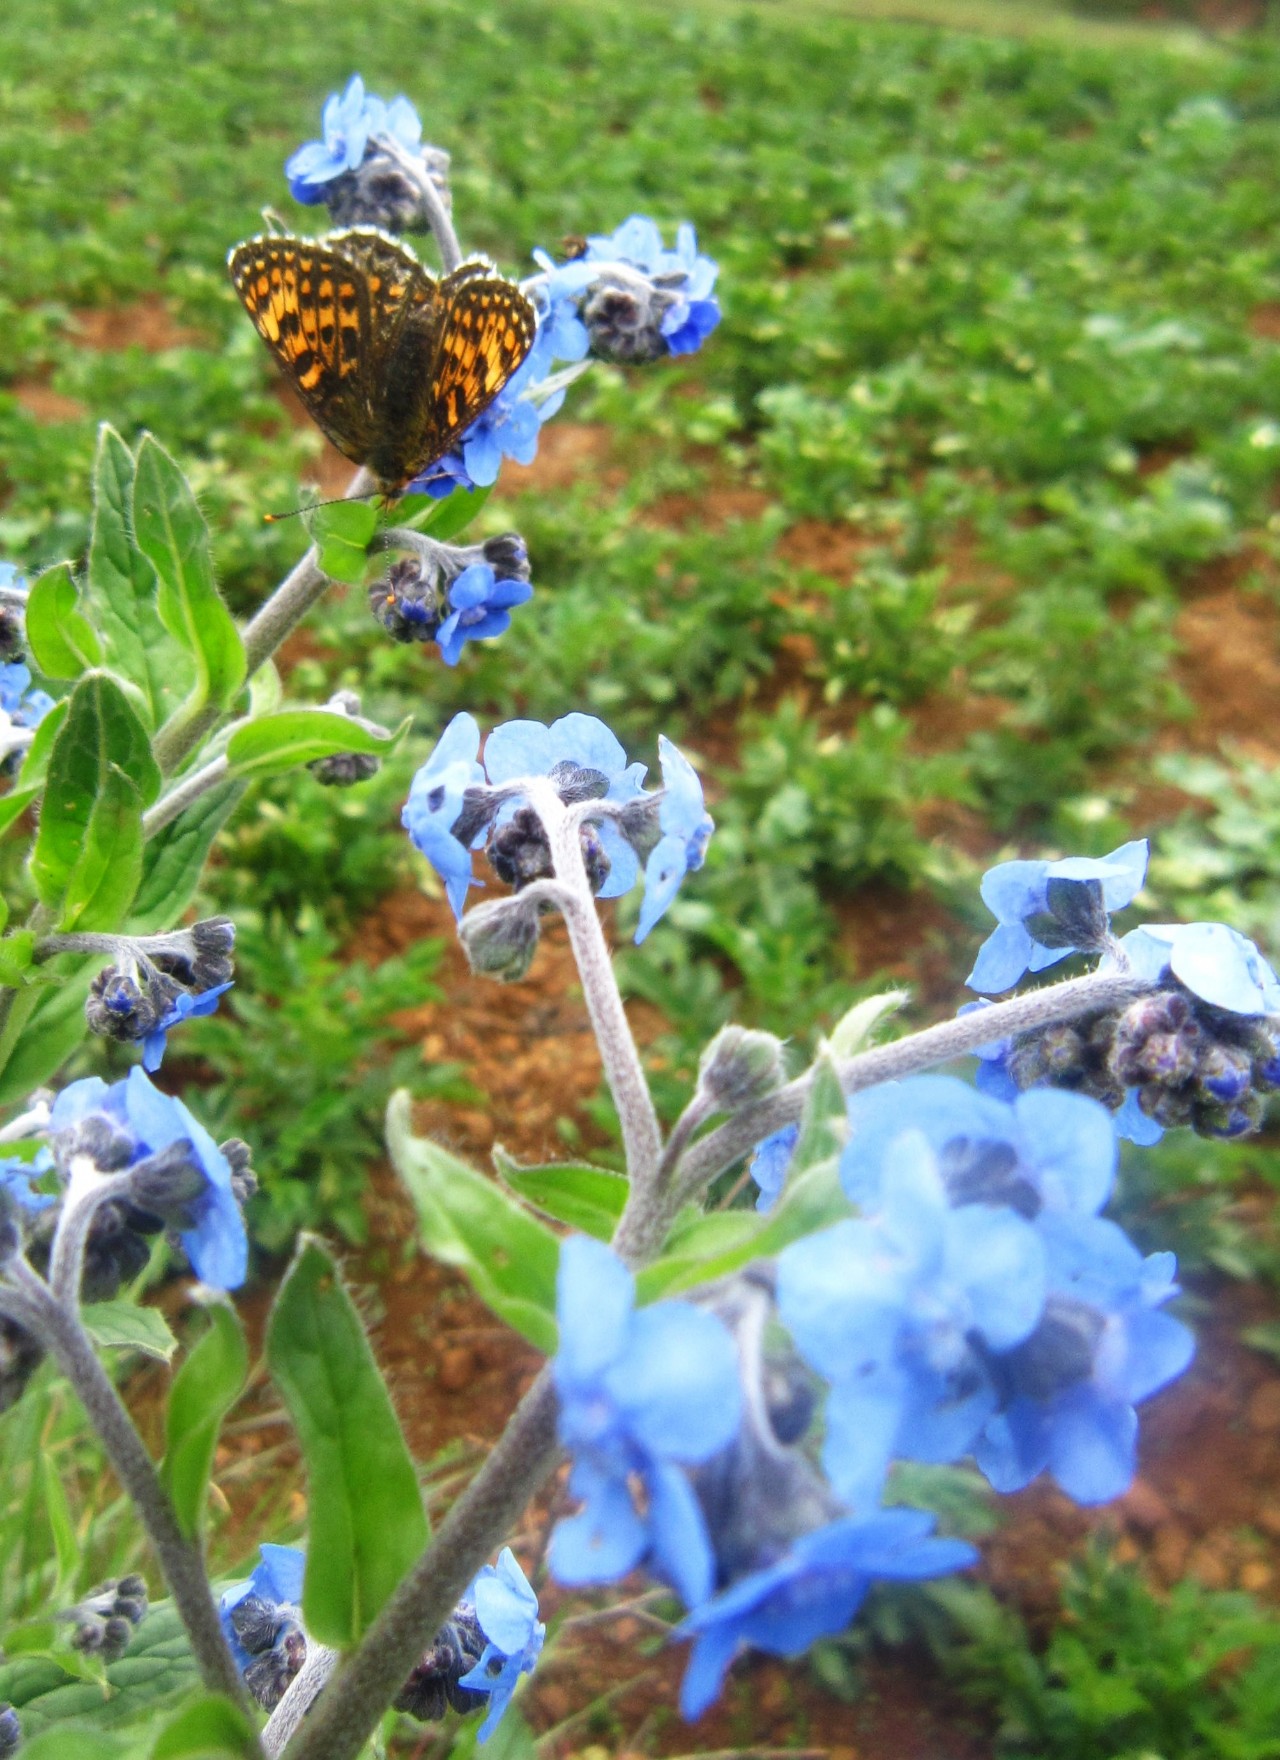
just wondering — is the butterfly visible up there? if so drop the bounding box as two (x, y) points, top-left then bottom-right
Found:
(227, 227), (537, 497)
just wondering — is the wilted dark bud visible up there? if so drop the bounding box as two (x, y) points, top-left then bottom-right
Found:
(1024, 876), (1110, 954)
(321, 143), (452, 233)
(66, 1575), (149, 1663)
(0, 1315), (44, 1414)
(52, 1114), (136, 1175)
(370, 556), (442, 643)
(481, 532), (531, 582)
(459, 896), (542, 984)
(183, 918), (237, 992)
(0, 1703), (19, 1759)
(394, 1607), (487, 1722)
(229, 1595), (283, 1656)
(127, 1141), (207, 1228)
(488, 806), (554, 890)
(243, 1623), (307, 1711)
(308, 750), (381, 787)
(697, 1025), (787, 1111)
(86, 965), (179, 1046)
(547, 759), (609, 806)
(221, 1138), (257, 1206)
(81, 1201), (153, 1303)
(616, 794), (662, 864)
(581, 274), (678, 364)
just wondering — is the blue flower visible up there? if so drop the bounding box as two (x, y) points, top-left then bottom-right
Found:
(482, 712), (647, 899)
(402, 713), (486, 919)
(407, 326), (564, 498)
(975, 1215), (1194, 1505)
(140, 982), (234, 1074)
(285, 76), (422, 203)
(535, 216), (722, 360)
(436, 565), (534, 667)
(777, 1130), (1045, 1511)
(0, 1148), (55, 1214)
(0, 563), (27, 595)
(674, 1508), (976, 1719)
(635, 736), (715, 944)
(968, 840), (1149, 994)
(749, 1125), (798, 1214)
(842, 1075), (1117, 1220)
(1115, 922), (1280, 1016)
(550, 1236), (742, 1607)
(0, 662), (53, 730)
(456, 1548), (545, 1743)
(219, 1544), (305, 1674)
(49, 1068), (246, 1289)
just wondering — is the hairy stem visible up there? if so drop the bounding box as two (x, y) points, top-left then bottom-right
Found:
(262, 1642), (338, 1757)
(282, 1371), (559, 1760)
(536, 783), (662, 1189)
(141, 756), (231, 840)
(672, 967), (1153, 1205)
(48, 1166), (134, 1309)
(4, 1259), (252, 1715)
(370, 134), (462, 273)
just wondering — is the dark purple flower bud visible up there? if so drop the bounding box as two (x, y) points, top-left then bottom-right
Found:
(308, 750), (381, 787)
(1196, 1044), (1252, 1103)
(488, 807), (554, 890)
(458, 896), (542, 984)
(221, 1138), (258, 1207)
(481, 532), (531, 582)
(394, 1608), (487, 1722)
(580, 277), (678, 364)
(370, 556), (442, 643)
(86, 966), (181, 1046)
(0, 1704), (19, 1760)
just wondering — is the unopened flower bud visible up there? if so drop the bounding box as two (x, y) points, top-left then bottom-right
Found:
(221, 1138), (257, 1206)
(481, 532), (531, 582)
(244, 1623), (307, 1711)
(65, 1575), (149, 1663)
(459, 897), (542, 983)
(581, 276), (677, 364)
(370, 556), (442, 643)
(86, 965), (180, 1045)
(321, 144), (452, 233)
(697, 1025), (787, 1110)
(0, 1703), (19, 1759)
(308, 750), (381, 787)
(394, 1608), (487, 1722)
(488, 807), (554, 890)
(184, 918), (236, 992)
(127, 1141), (207, 1227)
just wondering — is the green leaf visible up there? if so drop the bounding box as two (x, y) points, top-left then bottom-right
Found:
(826, 989), (908, 1060)
(161, 1303), (247, 1540)
(493, 1145), (627, 1240)
(25, 562), (104, 680)
(0, 1601), (198, 1734)
(18, 1731), (135, 1760)
(792, 1053), (847, 1173)
(84, 426), (194, 730)
(30, 673), (160, 931)
(0, 785), (39, 841)
(388, 1091), (560, 1352)
(225, 709), (405, 783)
(308, 500), (379, 586)
(0, 930), (35, 986)
(266, 1236), (429, 1648)
(150, 1695), (258, 1759)
(19, 696), (70, 787)
(82, 1298), (179, 1362)
(393, 483), (493, 541)
(130, 778), (245, 934)
(0, 1620), (109, 1689)
(132, 436), (245, 720)
(40, 1453), (80, 1595)
(0, 973), (97, 1105)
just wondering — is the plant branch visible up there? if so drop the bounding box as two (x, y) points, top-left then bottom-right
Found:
(3, 1257), (253, 1717)
(48, 1165), (134, 1309)
(370, 135), (461, 273)
(282, 1369), (560, 1760)
(142, 756), (231, 839)
(671, 967), (1153, 1206)
(262, 1641), (338, 1757)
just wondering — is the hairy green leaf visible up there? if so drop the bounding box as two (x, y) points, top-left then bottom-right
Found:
(308, 500), (379, 586)
(82, 1298), (179, 1362)
(388, 1091), (560, 1352)
(161, 1303), (247, 1540)
(225, 708), (405, 782)
(0, 1602), (198, 1734)
(266, 1236), (428, 1648)
(493, 1146), (627, 1240)
(18, 696), (70, 789)
(150, 1694), (258, 1758)
(132, 436), (244, 720)
(25, 562), (103, 680)
(129, 778), (245, 934)
(0, 973), (96, 1106)
(394, 483), (493, 540)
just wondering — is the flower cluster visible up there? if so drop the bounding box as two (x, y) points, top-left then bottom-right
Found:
(221, 1544), (543, 1739)
(967, 839), (1149, 994)
(62, 1574), (148, 1664)
(533, 216), (722, 363)
(284, 76), (451, 233)
(402, 712), (713, 959)
(84, 919), (235, 1071)
(370, 532), (533, 663)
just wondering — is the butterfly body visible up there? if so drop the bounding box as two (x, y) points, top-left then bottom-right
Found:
(227, 228), (537, 495)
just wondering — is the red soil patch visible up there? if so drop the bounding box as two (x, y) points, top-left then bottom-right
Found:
(70, 297), (200, 353)
(9, 381), (89, 424)
(1170, 585), (1280, 761)
(1250, 304), (1280, 342)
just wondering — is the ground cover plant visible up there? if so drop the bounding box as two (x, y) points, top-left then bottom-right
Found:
(4, 1), (1280, 1756)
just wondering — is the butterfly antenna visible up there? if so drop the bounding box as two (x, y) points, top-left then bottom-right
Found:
(263, 490), (381, 523)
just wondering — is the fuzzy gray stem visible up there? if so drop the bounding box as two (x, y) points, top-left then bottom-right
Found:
(142, 756), (231, 839)
(671, 968), (1153, 1206)
(370, 135), (462, 274)
(3, 1258), (252, 1715)
(48, 1167), (134, 1309)
(533, 782), (662, 1188)
(262, 1642), (338, 1756)
(282, 1370), (559, 1760)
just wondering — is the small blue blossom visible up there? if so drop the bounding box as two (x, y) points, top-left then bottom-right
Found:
(968, 840), (1149, 995)
(457, 1548), (545, 1743)
(675, 1508), (976, 1719)
(975, 1216), (1194, 1505)
(482, 712), (647, 899)
(534, 215), (722, 360)
(0, 563), (27, 596)
(0, 662), (53, 730)
(778, 1130), (1045, 1511)
(285, 76), (422, 202)
(407, 327), (563, 498)
(436, 565), (534, 667)
(749, 1125), (798, 1214)
(49, 1068), (247, 1289)
(0, 1148), (55, 1214)
(140, 982), (234, 1074)
(1114, 922), (1280, 1016)
(402, 713), (486, 918)
(635, 736), (715, 944)
(219, 1544), (305, 1674)
(842, 1076), (1117, 1221)
(550, 1236), (742, 1608)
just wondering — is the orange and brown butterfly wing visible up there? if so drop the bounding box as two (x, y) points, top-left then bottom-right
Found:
(376, 261), (537, 492)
